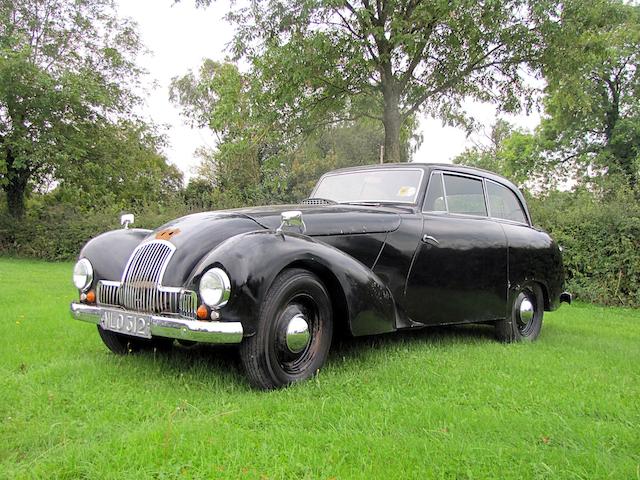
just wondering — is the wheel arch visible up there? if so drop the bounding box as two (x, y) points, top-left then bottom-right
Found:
(282, 259), (350, 338)
(191, 230), (397, 337)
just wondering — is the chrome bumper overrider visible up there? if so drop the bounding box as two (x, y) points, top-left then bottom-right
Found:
(70, 303), (243, 344)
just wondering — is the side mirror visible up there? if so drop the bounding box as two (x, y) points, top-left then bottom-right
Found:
(277, 210), (306, 234)
(121, 213), (135, 229)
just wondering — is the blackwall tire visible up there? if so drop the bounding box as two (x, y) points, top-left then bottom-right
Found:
(495, 284), (544, 343)
(239, 268), (333, 390)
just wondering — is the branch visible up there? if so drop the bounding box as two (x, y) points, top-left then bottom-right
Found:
(402, 43), (509, 119)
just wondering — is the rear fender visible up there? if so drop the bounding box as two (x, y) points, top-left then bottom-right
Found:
(189, 230), (397, 337)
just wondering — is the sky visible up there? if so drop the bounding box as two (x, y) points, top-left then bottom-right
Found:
(117, 0), (542, 180)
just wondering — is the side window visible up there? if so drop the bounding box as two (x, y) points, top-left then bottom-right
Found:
(443, 174), (487, 216)
(486, 181), (527, 223)
(423, 173), (446, 212)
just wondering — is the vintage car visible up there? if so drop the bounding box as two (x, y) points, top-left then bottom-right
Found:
(70, 163), (571, 389)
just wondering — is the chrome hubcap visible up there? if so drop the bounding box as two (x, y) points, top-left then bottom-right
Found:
(285, 313), (310, 353)
(519, 298), (534, 324)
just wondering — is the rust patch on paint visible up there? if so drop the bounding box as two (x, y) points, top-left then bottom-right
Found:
(155, 228), (181, 241)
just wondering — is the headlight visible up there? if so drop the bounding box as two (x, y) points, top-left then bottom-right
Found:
(73, 258), (93, 291)
(199, 267), (231, 307)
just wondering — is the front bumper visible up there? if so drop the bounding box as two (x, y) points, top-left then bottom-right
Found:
(70, 303), (243, 344)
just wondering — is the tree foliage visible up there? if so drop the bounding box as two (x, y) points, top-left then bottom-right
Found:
(191, 0), (556, 163)
(539, 0), (640, 190)
(171, 59), (419, 206)
(0, 0), (151, 217)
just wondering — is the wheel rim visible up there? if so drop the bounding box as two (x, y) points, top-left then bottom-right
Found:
(285, 314), (310, 353)
(515, 291), (537, 335)
(273, 293), (321, 375)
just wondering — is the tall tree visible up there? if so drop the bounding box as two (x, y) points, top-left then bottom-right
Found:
(0, 0), (145, 217)
(194, 0), (555, 163)
(453, 120), (540, 188)
(540, 0), (640, 189)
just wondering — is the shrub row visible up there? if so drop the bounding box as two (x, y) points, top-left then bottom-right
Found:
(528, 189), (640, 307)
(2, 189), (639, 307)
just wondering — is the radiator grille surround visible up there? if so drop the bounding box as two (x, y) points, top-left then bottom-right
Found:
(95, 240), (197, 319)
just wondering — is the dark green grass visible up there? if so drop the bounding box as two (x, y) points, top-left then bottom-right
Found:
(0, 257), (638, 479)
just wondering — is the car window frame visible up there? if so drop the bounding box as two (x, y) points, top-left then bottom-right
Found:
(311, 167), (426, 205)
(423, 170), (489, 219)
(422, 170), (531, 227)
(483, 178), (531, 227)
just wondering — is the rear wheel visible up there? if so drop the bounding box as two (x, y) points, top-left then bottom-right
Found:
(495, 284), (544, 342)
(97, 326), (173, 354)
(239, 268), (333, 390)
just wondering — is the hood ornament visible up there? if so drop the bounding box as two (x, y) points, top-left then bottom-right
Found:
(277, 210), (306, 235)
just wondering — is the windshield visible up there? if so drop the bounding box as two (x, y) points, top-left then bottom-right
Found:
(312, 168), (423, 204)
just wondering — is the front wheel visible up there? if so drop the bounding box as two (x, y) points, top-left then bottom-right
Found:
(495, 284), (544, 342)
(97, 325), (174, 354)
(240, 268), (333, 390)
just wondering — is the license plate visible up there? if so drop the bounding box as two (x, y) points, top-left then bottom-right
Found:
(100, 309), (151, 339)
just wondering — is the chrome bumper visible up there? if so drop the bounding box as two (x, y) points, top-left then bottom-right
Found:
(70, 303), (243, 344)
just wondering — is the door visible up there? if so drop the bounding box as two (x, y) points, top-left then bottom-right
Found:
(404, 172), (508, 325)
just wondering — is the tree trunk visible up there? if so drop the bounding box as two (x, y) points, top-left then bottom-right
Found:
(4, 147), (28, 218)
(382, 83), (402, 164)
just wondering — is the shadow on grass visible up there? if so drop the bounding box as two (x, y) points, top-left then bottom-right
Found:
(118, 322), (498, 388)
(330, 322), (497, 361)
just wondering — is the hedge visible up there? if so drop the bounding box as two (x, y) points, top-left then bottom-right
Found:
(2, 190), (639, 307)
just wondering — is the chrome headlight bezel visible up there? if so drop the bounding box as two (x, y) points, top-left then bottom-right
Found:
(199, 267), (231, 308)
(73, 258), (94, 292)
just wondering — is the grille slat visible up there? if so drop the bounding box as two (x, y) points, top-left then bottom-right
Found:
(95, 240), (197, 319)
(121, 241), (174, 312)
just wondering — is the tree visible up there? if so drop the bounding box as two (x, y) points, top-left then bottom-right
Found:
(53, 121), (183, 210)
(171, 59), (419, 205)
(193, 0), (555, 163)
(0, 0), (145, 217)
(539, 0), (640, 190)
(453, 120), (540, 188)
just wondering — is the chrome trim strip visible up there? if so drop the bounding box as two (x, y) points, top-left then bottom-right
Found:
(70, 303), (243, 344)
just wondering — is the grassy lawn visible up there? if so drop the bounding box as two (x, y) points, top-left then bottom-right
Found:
(0, 257), (639, 479)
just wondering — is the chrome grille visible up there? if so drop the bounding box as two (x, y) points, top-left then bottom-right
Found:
(96, 281), (120, 307)
(121, 240), (175, 313)
(95, 240), (198, 318)
(179, 290), (198, 320)
(96, 280), (197, 318)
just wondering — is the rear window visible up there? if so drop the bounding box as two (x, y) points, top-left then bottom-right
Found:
(486, 181), (527, 223)
(443, 174), (487, 217)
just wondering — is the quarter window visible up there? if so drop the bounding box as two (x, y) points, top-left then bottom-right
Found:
(443, 174), (487, 216)
(423, 173), (446, 212)
(486, 181), (527, 223)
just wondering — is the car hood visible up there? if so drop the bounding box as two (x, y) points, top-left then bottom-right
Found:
(235, 204), (403, 236)
(145, 205), (403, 287)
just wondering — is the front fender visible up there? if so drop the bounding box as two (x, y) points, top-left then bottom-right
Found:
(191, 230), (397, 337)
(79, 228), (151, 283)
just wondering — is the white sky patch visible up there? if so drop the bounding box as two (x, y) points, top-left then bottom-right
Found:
(117, 1), (542, 179)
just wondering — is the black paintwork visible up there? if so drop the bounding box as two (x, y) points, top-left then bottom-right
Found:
(78, 163), (567, 338)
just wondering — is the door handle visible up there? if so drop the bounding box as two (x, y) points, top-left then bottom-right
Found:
(422, 234), (439, 246)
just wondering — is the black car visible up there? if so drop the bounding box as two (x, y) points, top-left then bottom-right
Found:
(70, 163), (571, 389)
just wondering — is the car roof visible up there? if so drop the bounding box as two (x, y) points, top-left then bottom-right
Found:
(325, 162), (531, 224)
(327, 162), (520, 192)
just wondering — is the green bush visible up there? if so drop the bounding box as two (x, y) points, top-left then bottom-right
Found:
(3, 187), (639, 308)
(529, 189), (640, 307)
(0, 202), (190, 262)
